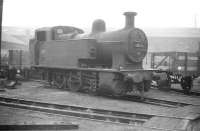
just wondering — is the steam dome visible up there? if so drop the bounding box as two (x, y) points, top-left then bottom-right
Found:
(92, 19), (106, 33)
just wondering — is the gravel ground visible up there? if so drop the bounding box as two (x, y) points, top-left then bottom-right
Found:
(0, 81), (175, 116)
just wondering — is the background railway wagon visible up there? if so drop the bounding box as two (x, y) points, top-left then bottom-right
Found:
(142, 28), (200, 76)
(143, 51), (200, 76)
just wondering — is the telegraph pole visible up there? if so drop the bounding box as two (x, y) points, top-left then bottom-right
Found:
(0, 0), (3, 70)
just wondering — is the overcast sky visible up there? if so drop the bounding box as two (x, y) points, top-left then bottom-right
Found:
(2, 0), (200, 29)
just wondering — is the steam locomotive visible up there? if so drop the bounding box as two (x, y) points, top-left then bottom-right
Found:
(29, 12), (153, 97)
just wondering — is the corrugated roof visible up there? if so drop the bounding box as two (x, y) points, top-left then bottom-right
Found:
(1, 32), (26, 45)
(143, 28), (200, 38)
(2, 26), (33, 45)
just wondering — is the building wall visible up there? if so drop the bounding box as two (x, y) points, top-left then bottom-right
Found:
(147, 37), (200, 53)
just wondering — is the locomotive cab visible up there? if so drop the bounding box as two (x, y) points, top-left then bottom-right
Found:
(35, 26), (84, 41)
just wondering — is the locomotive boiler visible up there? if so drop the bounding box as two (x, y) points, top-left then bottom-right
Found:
(30, 12), (153, 97)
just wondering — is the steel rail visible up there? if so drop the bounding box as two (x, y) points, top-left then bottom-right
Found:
(0, 96), (152, 126)
(0, 96), (194, 120)
(0, 124), (79, 130)
(111, 95), (190, 108)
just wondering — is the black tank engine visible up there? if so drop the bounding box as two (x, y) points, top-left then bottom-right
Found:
(30, 12), (152, 97)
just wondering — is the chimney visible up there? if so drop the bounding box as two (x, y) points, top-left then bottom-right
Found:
(124, 12), (137, 29)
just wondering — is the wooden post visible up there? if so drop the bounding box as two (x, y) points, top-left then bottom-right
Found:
(8, 50), (13, 65)
(184, 52), (188, 75)
(19, 50), (22, 69)
(150, 53), (155, 68)
(171, 53), (176, 72)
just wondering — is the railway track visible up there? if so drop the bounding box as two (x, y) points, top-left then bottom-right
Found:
(170, 88), (200, 96)
(0, 96), (153, 126)
(114, 95), (190, 108)
(0, 96), (193, 124)
(0, 95), (197, 131)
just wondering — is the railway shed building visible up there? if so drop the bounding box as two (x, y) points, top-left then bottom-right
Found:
(1, 27), (30, 66)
